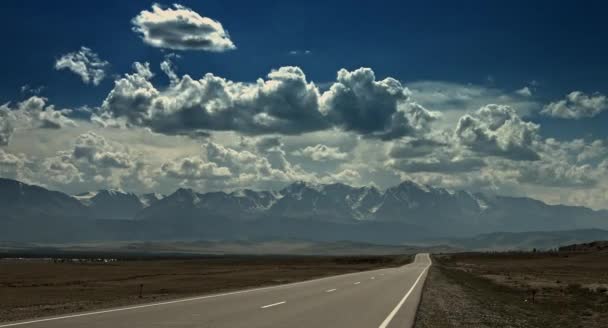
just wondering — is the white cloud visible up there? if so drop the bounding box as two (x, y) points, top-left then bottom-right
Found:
(289, 50), (312, 56)
(0, 148), (27, 180)
(407, 81), (540, 115)
(73, 132), (134, 169)
(454, 104), (540, 161)
(161, 157), (231, 180)
(55, 47), (109, 85)
(132, 4), (236, 52)
(542, 91), (608, 119)
(0, 107), (14, 146)
(515, 86), (532, 97)
(160, 58), (179, 85)
(294, 144), (348, 161)
(0, 96), (76, 146)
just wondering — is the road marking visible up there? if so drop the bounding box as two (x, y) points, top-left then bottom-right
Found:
(354, 281), (361, 285)
(371, 276), (376, 280)
(378, 255), (431, 328)
(326, 288), (337, 293)
(0, 266), (394, 328)
(260, 301), (286, 309)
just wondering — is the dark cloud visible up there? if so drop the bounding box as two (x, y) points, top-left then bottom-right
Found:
(321, 68), (437, 139)
(388, 138), (448, 158)
(101, 64), (437, 140)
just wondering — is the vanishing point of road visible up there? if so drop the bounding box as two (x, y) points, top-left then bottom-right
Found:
(1, 253), (432, 328)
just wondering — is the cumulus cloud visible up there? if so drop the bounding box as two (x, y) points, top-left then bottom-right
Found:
(321, 68), (438, 139)
(103, 64), (326, 135)
(159, 139), (310, 190)
(160, 58), (179, 84)
(55, 47), (109, 85)
(0, 148), (25, 175)
(0, 97), (76, 145)
(101, 64), (437, 140)
(157, 138), (364, 191)
(73, 132), (133, 169)
(161, 157), (231, 180)
(33, 131), (155, 192)
(515, 86), (532, 97)
(42, 152), (83, 185)
(131, 4), (236, 52)
(0, 107), (14, 146)
(455, 104), (540, 161)
(294, 144), (348, 161)
(542, 91), (608, 119)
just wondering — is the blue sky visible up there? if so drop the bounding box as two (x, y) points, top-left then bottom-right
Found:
(2, 1), (607, 107)
(1, 0), (608, 209)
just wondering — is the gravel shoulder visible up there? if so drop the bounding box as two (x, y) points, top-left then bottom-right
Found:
(415, 252), (608, 328)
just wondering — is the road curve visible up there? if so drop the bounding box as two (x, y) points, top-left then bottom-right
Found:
(1, 254), (431, 328)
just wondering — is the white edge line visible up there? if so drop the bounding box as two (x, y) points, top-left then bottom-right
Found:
(0, 262), (403, 327)
(378, 255), (432, 328)
(260, 301), (286, 309)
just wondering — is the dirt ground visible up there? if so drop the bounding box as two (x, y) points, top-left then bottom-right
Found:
(415, 251), (608, 328)
(0, 255), (410, 323)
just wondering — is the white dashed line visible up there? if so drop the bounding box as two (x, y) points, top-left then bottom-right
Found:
(261, 301), (286, 309)
(326, 288), (337, 293)
(371, 276), (376, 280)
(354, 282), (361, 285)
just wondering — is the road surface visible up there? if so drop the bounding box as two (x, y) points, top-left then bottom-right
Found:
(1, 253), (431, 328)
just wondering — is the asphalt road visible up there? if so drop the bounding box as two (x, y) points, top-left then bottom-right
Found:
(1, 253), (431, 328)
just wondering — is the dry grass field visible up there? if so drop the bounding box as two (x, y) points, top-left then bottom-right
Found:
(0, 254), (411, 323)
(415, 250), (608, 327)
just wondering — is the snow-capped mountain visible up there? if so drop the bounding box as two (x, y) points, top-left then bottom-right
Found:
(74, 189), (144, 219)
(0, 178), (87, 219)
(139, 193), (164, 208)
(1, 178), (607, 243)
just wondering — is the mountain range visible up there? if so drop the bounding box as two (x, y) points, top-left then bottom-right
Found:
(1, 177), (607, 244)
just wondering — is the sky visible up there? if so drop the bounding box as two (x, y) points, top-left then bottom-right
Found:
(1, 0), (608, 209)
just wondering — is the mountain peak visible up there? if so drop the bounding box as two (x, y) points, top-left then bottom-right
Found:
(168, 188), (200, 204)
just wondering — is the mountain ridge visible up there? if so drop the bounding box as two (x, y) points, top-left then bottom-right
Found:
(1, 177), (607, 243)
